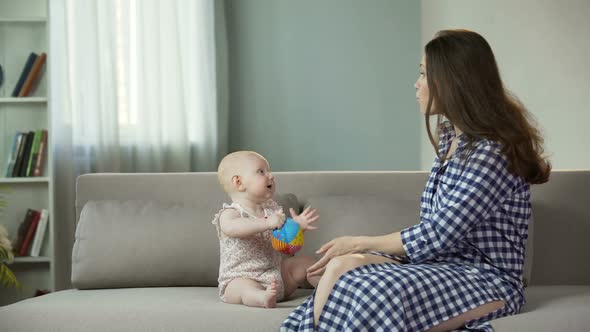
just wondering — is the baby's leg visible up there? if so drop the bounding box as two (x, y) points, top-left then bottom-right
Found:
(223, 278), (278, 308)
(281, 255), (319, 299)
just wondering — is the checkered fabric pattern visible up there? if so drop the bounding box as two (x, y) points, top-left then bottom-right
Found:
(280, 121), (529, 331)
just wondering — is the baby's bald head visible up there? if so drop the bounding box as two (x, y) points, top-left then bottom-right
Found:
(217, 151), (267, 193)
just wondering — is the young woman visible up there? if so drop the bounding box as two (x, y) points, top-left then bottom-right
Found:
(281, 29), (551, 332)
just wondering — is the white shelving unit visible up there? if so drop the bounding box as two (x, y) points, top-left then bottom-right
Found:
(0, 177), (50, 184)
(0, 0), (53, 306)
(0, 97), (48, 103)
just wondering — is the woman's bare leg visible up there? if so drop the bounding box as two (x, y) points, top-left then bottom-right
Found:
(313, 254), (399, 326)
(223, 278), (278, 308)
(426, 300), (505, 332)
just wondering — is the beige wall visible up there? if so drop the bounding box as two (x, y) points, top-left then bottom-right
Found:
(420, 0), (590, 170)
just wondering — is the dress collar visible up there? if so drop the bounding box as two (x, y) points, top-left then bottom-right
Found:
(439, 121), (469, 156)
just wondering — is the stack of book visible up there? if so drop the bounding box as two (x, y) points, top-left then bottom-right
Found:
(4, 129), (48, 177)
(12, 208), (50, 257)
(11, 52), (47, 97)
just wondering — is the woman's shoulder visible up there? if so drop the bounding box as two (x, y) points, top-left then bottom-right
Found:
(458, 138), (529, 194)
(461, 138), (517, 181)
(469, 138), (504, 157)
(460, 138), (505, 167)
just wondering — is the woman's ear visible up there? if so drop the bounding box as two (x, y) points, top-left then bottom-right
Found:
(232, 175), (245, 192)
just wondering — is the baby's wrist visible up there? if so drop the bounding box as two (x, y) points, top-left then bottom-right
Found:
(263, 216), (275, 230)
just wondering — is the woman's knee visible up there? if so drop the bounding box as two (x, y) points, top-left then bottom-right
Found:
(325, 254), (364, 277)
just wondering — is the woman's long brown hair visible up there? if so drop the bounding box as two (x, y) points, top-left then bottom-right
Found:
(424, 29), (551, 184)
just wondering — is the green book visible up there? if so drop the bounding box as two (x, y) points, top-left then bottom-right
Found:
(26, 130), (42, 177)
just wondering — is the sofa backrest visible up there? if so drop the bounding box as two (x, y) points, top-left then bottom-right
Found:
(73, 173), (226, 289)
(72, 170), (589, 289)
(528, 170), (590, 285)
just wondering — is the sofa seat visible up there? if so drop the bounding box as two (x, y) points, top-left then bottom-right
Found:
(491, 285), (590, 331)
(0, 287), (314, 332)
(3, 286), (590, 331)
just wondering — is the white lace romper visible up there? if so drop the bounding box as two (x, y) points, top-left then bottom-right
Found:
(212, 200), (285, 302)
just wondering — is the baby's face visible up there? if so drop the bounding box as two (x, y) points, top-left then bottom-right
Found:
(239, 155), (275, 201)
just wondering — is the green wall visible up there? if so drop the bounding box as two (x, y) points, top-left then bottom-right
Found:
(225, 0), (421, 171)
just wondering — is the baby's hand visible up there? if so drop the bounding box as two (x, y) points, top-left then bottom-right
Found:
(290, 207), (319, 232)
(266, 209), (286, 230)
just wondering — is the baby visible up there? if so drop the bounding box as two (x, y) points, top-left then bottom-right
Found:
(212, 151), (320, 308)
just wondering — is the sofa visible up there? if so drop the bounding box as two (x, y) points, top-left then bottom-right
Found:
(0, 170), (589, 331)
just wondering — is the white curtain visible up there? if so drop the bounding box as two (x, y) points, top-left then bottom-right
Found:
(49, 0), (227, 290)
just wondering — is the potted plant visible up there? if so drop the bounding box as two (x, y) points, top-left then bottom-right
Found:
(0, 186), (20, 288)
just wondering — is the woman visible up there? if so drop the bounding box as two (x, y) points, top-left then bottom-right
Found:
(281, 29), (551, 331)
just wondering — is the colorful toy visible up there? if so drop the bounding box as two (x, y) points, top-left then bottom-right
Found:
(272, 218), (304, 255)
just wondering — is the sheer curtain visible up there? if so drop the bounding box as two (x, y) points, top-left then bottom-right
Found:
(49, 0), (227, 290)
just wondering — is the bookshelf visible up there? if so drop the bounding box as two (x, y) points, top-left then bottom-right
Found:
(0, 0), (53, 306)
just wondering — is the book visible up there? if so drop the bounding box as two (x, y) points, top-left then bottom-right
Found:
(18, 131), (35, 177)
(12, 209), (36, 255)
(26, 130), (42, 177)
(11, 53), (38, 97)
(11, 132), (29, 177)
(4, 132), (22, 177)
(19, 210), (41, 256)
(18, 52), (47, 97)
(33, 130), (48, 177)
(30, 209), (49, 257)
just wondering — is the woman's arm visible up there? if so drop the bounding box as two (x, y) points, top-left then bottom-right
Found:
(307, 233), (405, 276)
(308, 143), (516, 275)
(363, 232), (406, 256)
(219, 209), (284, 238)
(401, 144), (515, 263)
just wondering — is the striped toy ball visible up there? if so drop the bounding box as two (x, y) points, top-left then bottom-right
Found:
(272, 218), (304, 255)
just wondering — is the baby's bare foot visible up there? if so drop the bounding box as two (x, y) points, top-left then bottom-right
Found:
(262, 280), (278, 308)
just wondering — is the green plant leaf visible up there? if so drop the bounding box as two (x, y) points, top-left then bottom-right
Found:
(0, 185), (9, 220)
(0, 246), (10, 260)
(0, 263), (21, 288)
(0, 185), (19, 288)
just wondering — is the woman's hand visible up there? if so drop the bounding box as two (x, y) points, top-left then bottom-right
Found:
(290, 207), (319, 231)
(306, 236), (366, 277)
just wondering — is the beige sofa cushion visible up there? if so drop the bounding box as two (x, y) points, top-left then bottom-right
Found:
(491, 286), (590, 331)
(299, 194), (420, 257)
(71, 193), (303, 290)
(71, 200), (221, 289)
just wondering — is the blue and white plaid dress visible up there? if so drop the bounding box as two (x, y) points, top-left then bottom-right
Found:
(281, 121), (529, 331)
